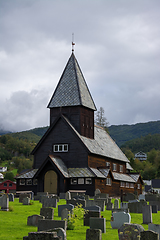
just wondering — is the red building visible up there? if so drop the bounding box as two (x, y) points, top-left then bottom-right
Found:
(0, 180), (16, 193)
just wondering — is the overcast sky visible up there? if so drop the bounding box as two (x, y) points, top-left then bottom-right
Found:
(0, 0), (160, 132)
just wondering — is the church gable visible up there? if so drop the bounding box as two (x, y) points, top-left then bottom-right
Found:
(33, 115), (89, 169)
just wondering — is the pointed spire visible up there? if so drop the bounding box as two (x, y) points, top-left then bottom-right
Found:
(47, 53), (96, 111)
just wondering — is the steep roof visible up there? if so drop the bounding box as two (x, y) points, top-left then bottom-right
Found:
(47, 53), (96, 111)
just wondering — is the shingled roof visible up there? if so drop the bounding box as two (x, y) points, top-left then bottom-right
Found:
(47, 53), (96, 111)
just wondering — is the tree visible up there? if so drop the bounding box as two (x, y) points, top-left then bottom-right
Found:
(4, 172), (15, 181)
(95, 107), (109, 131)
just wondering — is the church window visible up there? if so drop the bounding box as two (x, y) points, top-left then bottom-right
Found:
(20, 179), (25, 185)
(126, 182), (129, 188)
(120, 165), (123, 172)
(86, 178), (92, 184)
(113, 163), (117, 171)
(70, 178), (77, 185)
(53, 144), (68, 152)
(120, 181), (125, 187)
(106, 178), (111, 185)
(138, 184), (140, 189)
(78, 178), (84, 184)
(106, 162), (110, 167)
(26, 179), (32, 185)
(130, 183), (134, 188)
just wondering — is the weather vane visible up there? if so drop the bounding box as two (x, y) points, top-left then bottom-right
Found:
(72, 33), (75, 52)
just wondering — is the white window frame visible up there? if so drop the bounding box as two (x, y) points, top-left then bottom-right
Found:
(130, 183), (134, 188)
(138, 184), (140, 189)
(126, 182), (129, 188)
(106, 162), (110, 167)
(120, 181), (125, 187)
(20, 179), (25, 185)
(120, 165), (123, 173)
(70, 178), (77, 185)
(106, 178), (112, 186)
(53, 144), (68, 152)
(86, 178), (92, 185)
(26, 179), (32, 185)
(78, 178), (84, 184)
(113, 163), (117, 171)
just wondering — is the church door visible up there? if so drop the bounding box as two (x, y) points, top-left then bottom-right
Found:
(44, 170), (57, 194)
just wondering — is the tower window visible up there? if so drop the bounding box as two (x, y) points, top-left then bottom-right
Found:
(53, 144), (68, 152)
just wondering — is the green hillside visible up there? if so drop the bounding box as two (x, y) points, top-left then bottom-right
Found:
(108, 120), (160, 146)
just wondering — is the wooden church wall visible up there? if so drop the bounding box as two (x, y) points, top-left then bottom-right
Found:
(33, 118), (88, 169)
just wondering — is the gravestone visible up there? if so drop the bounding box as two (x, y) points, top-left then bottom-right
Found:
(58, 204), (74, 217)
(48, 228), (66, 240)
(94, 189), (101, 196)
(149, 223), (160, 239)
(149, 201), (160, 211)
(106, 198), (113, 210)
(38, 219), (67, 231)
(19, 193), (31, 203)
(23, 231), (62, 240)
(110, 212), (131, 229)
(42, 197), (57, 208)
(118, 223), (144, 240)
(89, 217), (106, 233)
(67, 199), (86, 208)
(138, 194), (145, 201)
(34, 192), (48, 201)
(140, 230), (159, 240)
(151, 205), (158, 213)
(8, 193), (14, 202)
(94, 200), (105, 211)
(123, 192), (136, 202)
(128, 200), (147, 213)
(61, 208), (70, 220)
(114, 199), (119, 209)
(84, 211), (101, 226)
(84, 205), (101, 212)
(59, 193), (66, 199)
(40, 207), (54, 219)
(0, 194), (9, 211)
(142, 205), (152, 224)
(120, 202), (128, 210)
(23, 197), (30, 205)
(86, 229), (102, 240)
(65, 191), (71, 200)
(27, 214), (44, 226)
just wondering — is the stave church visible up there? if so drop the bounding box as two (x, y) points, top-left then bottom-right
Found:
(16, 46), (143, 196)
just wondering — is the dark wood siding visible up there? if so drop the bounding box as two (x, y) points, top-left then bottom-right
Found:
(33, 118), (88, 169)
(50, 106), (94, 139)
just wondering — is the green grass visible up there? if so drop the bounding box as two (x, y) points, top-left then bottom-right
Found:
(0, 198), (160, 240)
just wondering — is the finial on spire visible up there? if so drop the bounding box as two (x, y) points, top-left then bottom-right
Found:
(72, 33), (75, 52)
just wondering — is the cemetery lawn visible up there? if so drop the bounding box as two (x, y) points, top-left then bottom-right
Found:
(0, 198), (160, 240)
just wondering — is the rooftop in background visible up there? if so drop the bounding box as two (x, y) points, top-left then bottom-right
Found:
(134, 151), (147, 161)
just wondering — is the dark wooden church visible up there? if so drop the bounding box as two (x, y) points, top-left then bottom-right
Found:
(16, 50), (143, 196)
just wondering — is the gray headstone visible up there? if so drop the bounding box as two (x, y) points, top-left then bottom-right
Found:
(42, 197), (57, 208)
(0, 194), (9, 211)
(138, 194), (145, 201)
(89, 217), (106, 233)
(151, 205), (158, 213)
(140, 230), (159, 240)
(106, 198), (113, 210)
(67, 199), (86, 208)
(120, 202), (128, 210)
(8, 193), (14, 202)
(128, 200), (147, 213)
(65, 191), (71, 200)
(94, 189), (101, 196)
(114, 199), (119, 209)
(84, 205), (101, 212)
(86, 229), (102, 240)
(61, 208), (70, 220)
(48, 228), (66, 240)
(58, 204), (74, 217)
(84, 210), (101, 226)
(19, 193), (31, 203)
(95, 199), (105, 211)
(27, 215), (44, 226)
(59, 193), (66, 199)
(118, 223), (144, 240)
(142, 205), (152, 224)
(149, 223), (160, 239)
(38, 219), (67, 231)
(27, 231), (61, 239)
(23, 197), (30, 205)
(110, 212), (131, 229)
(40, 207), (54, 219)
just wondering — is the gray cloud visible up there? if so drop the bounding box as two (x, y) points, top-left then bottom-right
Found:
(0, 0), (160, 131)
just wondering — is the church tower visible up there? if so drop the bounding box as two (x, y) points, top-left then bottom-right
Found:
(47, 52), (96, 139)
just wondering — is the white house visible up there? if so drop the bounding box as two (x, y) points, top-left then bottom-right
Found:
(134, 151), (147, 161)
